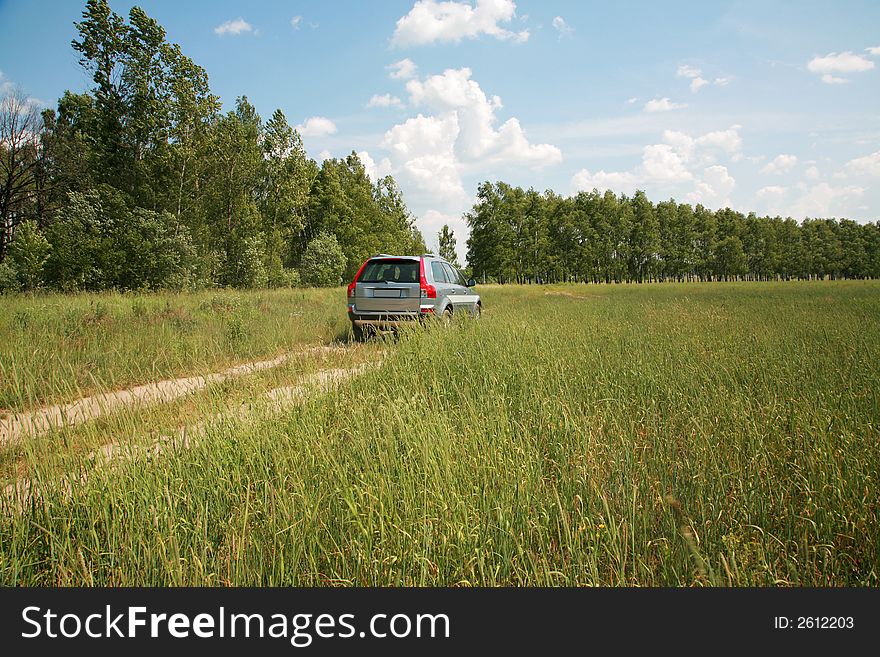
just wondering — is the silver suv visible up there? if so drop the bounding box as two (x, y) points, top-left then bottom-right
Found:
(346, 253), (481, 340)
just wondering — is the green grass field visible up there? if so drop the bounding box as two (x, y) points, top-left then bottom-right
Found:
(1, 281), (878, 586)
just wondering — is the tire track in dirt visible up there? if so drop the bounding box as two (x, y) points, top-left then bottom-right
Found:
(2, 357), (383, 515)
(0, 344), (345, 445)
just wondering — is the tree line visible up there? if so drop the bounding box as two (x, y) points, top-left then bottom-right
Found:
(0, 0), (425, 293)
(466, 182), (880, 284)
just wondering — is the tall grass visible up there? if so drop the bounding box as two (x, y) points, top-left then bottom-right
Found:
(0, 287), (349, 411)
(1, 281), (877, 585)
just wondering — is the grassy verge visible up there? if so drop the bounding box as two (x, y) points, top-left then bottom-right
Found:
(1, 281), (877, 585)
(0, 287), (350, 412)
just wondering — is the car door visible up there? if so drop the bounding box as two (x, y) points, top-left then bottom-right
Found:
(441, 263), (466, 310)
(451, 265), (479, 314)
(430, 261), (455, 309)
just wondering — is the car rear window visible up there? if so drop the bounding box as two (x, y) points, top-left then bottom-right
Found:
(358, 259), (420, 283)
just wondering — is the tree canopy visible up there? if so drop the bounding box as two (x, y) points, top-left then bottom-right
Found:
(0, 0), (425, 292)
(466, 181), (880, 284)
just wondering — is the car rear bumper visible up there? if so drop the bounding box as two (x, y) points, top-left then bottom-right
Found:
(349, 308), (434, 329)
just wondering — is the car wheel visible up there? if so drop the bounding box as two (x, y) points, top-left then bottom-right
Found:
(473, 303), (482, 319)
(442, 306), (453, 326)
(352, 323), (365, 342)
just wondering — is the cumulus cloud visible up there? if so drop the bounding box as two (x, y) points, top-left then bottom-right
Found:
(214, 18), (253, 36)
(571, 125), (743, 204)
(290, 16), (302, 29)
(357, 151), (394, 183)
(760, 154), (798, 175)
(552, 16), (573, 39)
(420, 209), (469, 260)
(644, 97), (687, 112)
(845, 150), (880, 177)
(403, 68), (560, 166)
(689, 77), (709, 93)
(757, 185), (787, 200)
(382, 113), (466, 202)
(571, 169), (638, 195)
(296, 116), (338, 137)
(367, 93), (404, 109)
(787, 183), (864, 218)
(391, 0), (529, 47)
(676, 64), (729, 93)
(805, 165), (820, 180)
(376, 67), (559, 209)
(808, 51), (874, 83)
(642, 144), (693, 183)
(388, 58), (418, 80)
(868, 46), (880, 56)
(687, 165), (735, 208)
(626, 97), (638, 105)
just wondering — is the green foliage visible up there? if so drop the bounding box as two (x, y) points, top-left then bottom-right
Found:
(466, 180), (880, 283)
(44, 188), (196, 291)
(438, 224), (460, 267)
(0, 262), (17, 293)
(4, 222), (52, 290)
(299, 231), (346, 287)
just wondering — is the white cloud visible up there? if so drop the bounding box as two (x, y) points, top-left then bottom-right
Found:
(868, 46), (880, 56)
(367, 93), (404, 109)
(687, 165), (735, 208)
(821, 74), (849, 84)
(676, 64), (701, 79)
(757, 185), (787, 199)
(404, 67), (560, 167)
(642, 144), (693, 183)
(571, 126), (743, 200)
(296, 116), (338, 137)
(626, 97), (638, 105)
(689, 77), (709, 93)
(377, 67), (559, 210)
(420, 209), (469, 261)
(676, 64), (729, 93)
(317, 150), (332, 161)
(845, 151), (880, 177)
(214, 18), (253, 36)
(644, 97), (687, 112)
(392, 0), (529, 47)
(787, 183), (865, 218)
(552, 16), (573, 39)
(808, 51), (874, 83)
(290, 16), (302, 29)
(760, 154), (798, 175)
(388, 58), (418, 80)
(357, 151), (394, 183)
(571, 169), (638, 195)
(805, 165), (820, 180)
(382, 113), (466, 203)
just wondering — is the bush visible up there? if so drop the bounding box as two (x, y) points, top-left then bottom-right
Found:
(4, 221), (52, 291)
(44, 188), (198, 291)
(299, 231), (346, 287)
(0, 261), (18, 293)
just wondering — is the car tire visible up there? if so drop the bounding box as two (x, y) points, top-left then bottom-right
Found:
(442, 306), (453, 325)
(473, 303), (482, 319)
(352, 323), (365, 342)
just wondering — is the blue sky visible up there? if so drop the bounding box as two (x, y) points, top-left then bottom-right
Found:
(1, 0), (878, 257)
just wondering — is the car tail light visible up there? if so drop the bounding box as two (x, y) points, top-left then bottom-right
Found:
(419, 258), (436, 298)
(347, 259), (370, 298)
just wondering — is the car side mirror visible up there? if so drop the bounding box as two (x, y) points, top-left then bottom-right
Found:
(466, 278), (476, 288)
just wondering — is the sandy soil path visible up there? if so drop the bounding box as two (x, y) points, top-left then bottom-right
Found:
(0, 344), (343, 445)
(2, 357), (381, 514)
